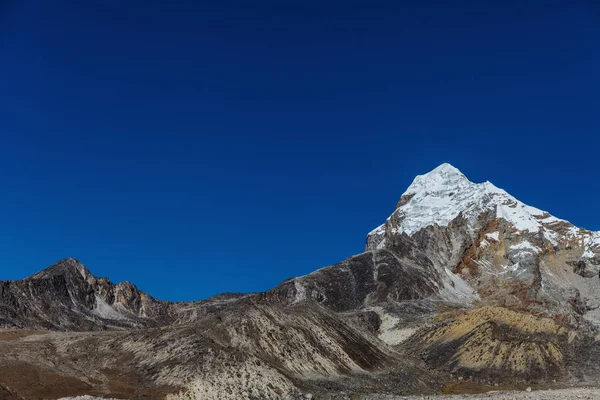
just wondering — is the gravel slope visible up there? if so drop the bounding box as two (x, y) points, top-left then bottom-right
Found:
(56, 388), (600, 400)
(363, 388), (600, 399)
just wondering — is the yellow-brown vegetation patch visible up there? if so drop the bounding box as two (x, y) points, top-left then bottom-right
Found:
(414, 307), (577, 381)
(0, 329), (48, 341)
(427, 306), (569, 344)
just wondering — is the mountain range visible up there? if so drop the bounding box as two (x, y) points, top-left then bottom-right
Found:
(1, 163), (600, 400)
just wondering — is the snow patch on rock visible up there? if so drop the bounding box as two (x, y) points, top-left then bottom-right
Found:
(583, 233), (600, 259)
(510, 241), (542, 255)
(486, 232), (500, 241)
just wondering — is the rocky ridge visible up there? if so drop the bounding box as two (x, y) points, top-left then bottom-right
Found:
(0, 258), (250, 331)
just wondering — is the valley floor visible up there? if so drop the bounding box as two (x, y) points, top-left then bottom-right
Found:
(56, 388), (600, 400)
(362, 388), (600, 399)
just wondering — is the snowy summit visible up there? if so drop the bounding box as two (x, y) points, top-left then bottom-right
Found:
(367, 163), (600, 255)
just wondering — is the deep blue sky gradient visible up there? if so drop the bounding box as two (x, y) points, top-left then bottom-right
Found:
(0, 1), (598, 300)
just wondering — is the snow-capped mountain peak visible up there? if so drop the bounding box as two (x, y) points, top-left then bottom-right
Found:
(404, 162), (471, 196)
(367, 163), (599, 255)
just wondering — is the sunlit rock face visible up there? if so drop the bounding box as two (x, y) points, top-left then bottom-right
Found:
(363, 163), (600, 325)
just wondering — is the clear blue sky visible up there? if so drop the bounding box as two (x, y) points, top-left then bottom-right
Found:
(0, 1), (598, 301)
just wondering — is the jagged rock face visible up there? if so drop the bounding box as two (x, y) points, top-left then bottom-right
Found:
(0, 259), (257, 331)
(264, 248), (444, 312)
(0, 259), (182, 330)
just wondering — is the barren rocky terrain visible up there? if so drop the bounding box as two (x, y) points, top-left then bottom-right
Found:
(55, 388), (600, 400)
(3, 164), (600, 399)
(367, 388), (600, 399)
